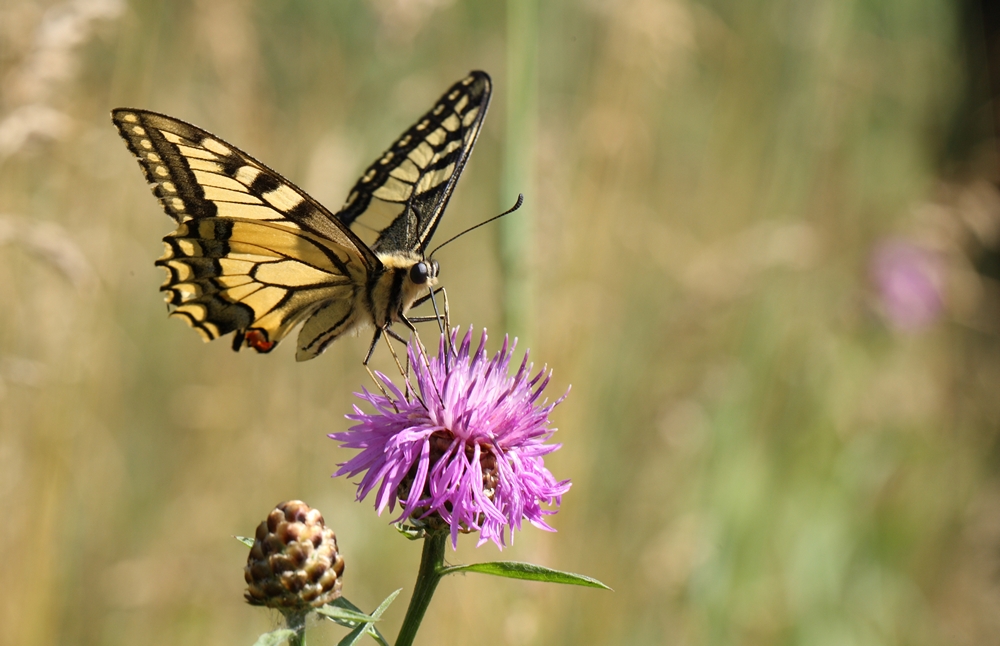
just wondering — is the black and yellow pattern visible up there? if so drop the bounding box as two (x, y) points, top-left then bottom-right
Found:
(112, 71), (492, 361)
(338, 71), (491, 253)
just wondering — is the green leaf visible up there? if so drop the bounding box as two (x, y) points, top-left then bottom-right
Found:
(235, 535), (255, 548)
(319, 594), (397, 646)
(370, 588), (402, 619)
(393, 522), (425, 540)
(252, 628), (297, 646)
(315, 603), (376, 625)
(335, 623), (367, 646)
(442, 561), (612, 589)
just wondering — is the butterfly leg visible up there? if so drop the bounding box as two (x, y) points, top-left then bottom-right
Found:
(423, 287), (453, 360)
(385, 326), (410, 344)
(362, 328), (407, 411)
(409, 287), (449, 339)
(410, 286), (446, 309)
(395, 312), (447, 403)
(380, 325), (412, 383)
(363, 327), (383, 365)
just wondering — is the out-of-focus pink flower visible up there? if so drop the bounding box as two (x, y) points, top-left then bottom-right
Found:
(871, 239), (945, 330)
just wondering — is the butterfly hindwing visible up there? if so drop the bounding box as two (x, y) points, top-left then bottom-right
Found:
(111, 109), (377, 351)
(336, 71), (492, 254)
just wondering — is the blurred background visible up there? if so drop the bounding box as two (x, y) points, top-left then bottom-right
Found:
(3, 0), (1000, 644)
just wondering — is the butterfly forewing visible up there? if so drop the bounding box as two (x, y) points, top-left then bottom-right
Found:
(336, 71), (492, 254)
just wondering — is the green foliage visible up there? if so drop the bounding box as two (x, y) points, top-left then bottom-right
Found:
(443, 561), (611, 589)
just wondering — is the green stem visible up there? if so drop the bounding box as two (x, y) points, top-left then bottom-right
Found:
(284, 609), (308, 646)
(501, 0), (538, 342)
(394, 531), (448, 646)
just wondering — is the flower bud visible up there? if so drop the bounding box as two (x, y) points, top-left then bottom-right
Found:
(244, 501), (344, 610)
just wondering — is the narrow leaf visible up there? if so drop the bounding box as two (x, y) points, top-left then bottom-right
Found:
(235, 535), (255, 548)
(442, 561), (611, 589)
(371, 589), (402, 619)
(335, 623), (367, 646)
(364, 624), (391, 646)
(315, 604), (376, 625)
(252, 628), (296, 646)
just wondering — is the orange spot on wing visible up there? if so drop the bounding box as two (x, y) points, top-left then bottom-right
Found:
(245, 329), (276, 353)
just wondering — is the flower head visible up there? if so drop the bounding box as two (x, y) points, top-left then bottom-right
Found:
(331, 328), (570, 549)
(871, 238), (945, 331)
(244, 500), (345, 611)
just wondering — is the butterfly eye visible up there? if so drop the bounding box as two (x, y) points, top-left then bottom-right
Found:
(410, 262), (430, 284)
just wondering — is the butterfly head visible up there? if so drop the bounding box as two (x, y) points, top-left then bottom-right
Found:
(409, 259), (439, 286)
(378, 252), (440, 322)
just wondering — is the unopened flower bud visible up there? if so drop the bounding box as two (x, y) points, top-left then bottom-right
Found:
(244, 501), (345, 610)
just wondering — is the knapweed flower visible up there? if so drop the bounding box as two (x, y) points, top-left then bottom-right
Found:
(871, 238), (945, 331)
(330, 328), (570, 549)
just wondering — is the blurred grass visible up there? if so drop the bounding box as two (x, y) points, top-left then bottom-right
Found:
(2, 0), (1000, 644)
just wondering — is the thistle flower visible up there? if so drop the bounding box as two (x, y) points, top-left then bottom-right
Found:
(331, 328), (570, 549)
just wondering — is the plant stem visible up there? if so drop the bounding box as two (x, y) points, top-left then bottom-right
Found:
(395, 531), (448, 646)
(284, 610), (307, 646)
(501, 0), (538, 342)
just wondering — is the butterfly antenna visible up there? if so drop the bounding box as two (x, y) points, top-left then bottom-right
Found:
(428, 193), (524, 260)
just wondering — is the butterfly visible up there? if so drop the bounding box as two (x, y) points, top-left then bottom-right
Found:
(112, 71), (491, 362)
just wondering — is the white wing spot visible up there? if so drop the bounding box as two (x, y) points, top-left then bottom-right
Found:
(161, 181), (176, 192)
(235, 166), (261, 186)
(161, 131), (184, 144)
(409, 141), (435, 167)
(131, 126), (146, 135)
(362, 169), (376, 183)
(416, 119), (429, 131)
(448, 90), (460, 100)
(147, 152), (161, 162)
(121, 113), (137, 123)
(262, 183), (304, 212)
(140, 139), (153, 149)
(372, 176), (413, 201)
(416, 163), (454, 193)
(462, 107), (480, 126)
(171, 197), (185, 210)
(432, 104), (445, 116)
(201, 138), (231, 156)
(424, 128), (447, 147)
(177, 239), (199, 256)
(398, 134), (412, 147)
(155, 166), (169, 177)
(380, 151), (394, 165)
(186, 158), (222, 173)
(176, 144), (218, 161)
(462, 76), (474, 85)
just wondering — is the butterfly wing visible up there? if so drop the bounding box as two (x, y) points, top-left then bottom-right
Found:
(336, 71), (492, 254)
(111, 108), (381, 355)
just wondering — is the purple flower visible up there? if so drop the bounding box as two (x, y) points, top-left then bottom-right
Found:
(330, 328), (571, 549)
(871, 239), (945, 331)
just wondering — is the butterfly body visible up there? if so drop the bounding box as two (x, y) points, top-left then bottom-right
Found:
(112, 71), (490, 361)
